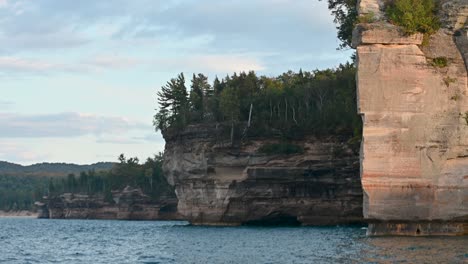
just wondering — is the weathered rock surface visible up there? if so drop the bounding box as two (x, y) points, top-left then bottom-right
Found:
(162, 124), (363, 226)
(355, 0), (468, 235)
(352, 23), (424, 47)
(41, 186), (181, 220)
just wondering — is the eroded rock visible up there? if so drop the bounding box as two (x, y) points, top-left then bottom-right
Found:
(162, 124), (363, 226)
(355, 0), (468, 236)
(43, 186), (181, 220)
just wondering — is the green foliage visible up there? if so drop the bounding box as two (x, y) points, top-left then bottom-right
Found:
(220, 87), (240, 123)
(323, 0), (358, 49)
(0, 175), (49, 211)
(155, 73), (189, 131)
(189, 74), (211, 122)
(154, 63), (362, 141)
(357, 12), (376, 24)
(0, 153), (175, 211)
(258, 142), (304, 155)
(385, 0), (440, 35)
(431, 57), (449, 68)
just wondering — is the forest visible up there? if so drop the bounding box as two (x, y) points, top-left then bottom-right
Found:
(0, 154), (174, 211)
(154, 62), (361, 143)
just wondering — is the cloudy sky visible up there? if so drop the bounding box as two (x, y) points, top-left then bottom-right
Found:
(0, 0), (352, 165)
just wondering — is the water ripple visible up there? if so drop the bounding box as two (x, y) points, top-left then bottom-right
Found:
(0, 219), (466, 263)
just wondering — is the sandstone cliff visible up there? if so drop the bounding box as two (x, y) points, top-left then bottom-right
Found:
(39, 186), (181, 220)
(162, 124), (362, 226)
(354, 0), (468, 235)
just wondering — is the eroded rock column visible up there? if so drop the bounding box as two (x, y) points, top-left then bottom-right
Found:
(354, 0), (468, 235)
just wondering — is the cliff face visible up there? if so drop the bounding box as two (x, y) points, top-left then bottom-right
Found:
(40, 187), (181, 220)
(354, 0), (468, 235)
(162, 124), (362, 226)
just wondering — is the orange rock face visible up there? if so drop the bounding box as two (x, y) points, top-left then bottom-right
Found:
(355, 0), (468, 235)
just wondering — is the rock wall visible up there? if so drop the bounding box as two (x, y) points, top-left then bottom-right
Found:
(354, 0), (468, 235)
(41, 187), (181, 220)
(162, 124), (363, 226)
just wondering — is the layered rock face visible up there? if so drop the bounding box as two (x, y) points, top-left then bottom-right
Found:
(354, 0), (468, 235)
(40, 187), (180, 220)
(163, 124), (362, 226)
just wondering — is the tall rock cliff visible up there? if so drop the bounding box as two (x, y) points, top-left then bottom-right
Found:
(162, 124), (362, 226)
(354, 0), (468, 235)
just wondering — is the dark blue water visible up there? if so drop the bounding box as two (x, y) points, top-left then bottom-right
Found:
(0, 218), (467, 264)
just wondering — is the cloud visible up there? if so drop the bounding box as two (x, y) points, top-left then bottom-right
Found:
(96, 137), (143, 145)
(156, 53), (266, 73)
(0, 56), (81, 74)
(0, 0), (348, 76)
(0, 1), (338, 55)
(0, 0), (7, 8)
(83, 55), (142, 69)
(0, 32), (89, 53)
(0, 0), (169, 53)
(0, 55), (143, 75)
(0, 100), (14, 108)
(0, 112), (150, 138)
(117, 0), (336, 53)
(0, 142), (50, 163)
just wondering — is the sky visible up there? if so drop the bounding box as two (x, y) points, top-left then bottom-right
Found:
(0, 0), (353, 165)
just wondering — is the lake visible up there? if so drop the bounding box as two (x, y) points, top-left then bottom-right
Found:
(0, 218), (467, 263)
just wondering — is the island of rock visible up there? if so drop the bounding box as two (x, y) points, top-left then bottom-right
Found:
(354, 0), (468, 235)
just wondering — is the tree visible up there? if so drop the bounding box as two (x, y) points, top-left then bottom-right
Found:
(323, 0), (358, 49)
(155, 73), (189, 130)
(48, 179), (56, 196)
(66, 173), (77, 193)
(189, 74), (210, 121)
(220, 87), (240, 145)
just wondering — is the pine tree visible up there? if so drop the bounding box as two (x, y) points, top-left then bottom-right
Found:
(155, 73), (189, 130)
(189, 74), (205, 121)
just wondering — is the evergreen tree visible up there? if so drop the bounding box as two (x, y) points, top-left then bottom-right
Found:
(220, 87), (240, 145)
(155, 73), (188, 130)
(189, 74), (205, 121)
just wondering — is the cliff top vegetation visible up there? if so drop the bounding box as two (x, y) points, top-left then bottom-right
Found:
(153, 64), (361, 144)
(325, 0), (440, 49)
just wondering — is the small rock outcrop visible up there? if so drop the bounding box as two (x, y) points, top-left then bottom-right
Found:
(162, 124), (363, 226)
(354, 0), (468, 235)
(40, 187), (181, 220)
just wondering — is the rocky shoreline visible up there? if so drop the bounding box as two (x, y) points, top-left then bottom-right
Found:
(36, 186), (182, 221)
(0, 210), (38, 218)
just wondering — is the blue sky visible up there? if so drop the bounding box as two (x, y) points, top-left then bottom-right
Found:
(0, 0), (353, 165)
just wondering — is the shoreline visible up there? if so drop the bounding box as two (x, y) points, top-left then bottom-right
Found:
(0, 210), (38, 218)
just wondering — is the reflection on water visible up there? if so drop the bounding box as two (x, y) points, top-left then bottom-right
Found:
(0, 219), (466, 264)
(361, 235), (468, 263)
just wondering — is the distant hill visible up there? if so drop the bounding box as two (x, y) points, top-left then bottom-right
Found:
(0, 161), (116, 177)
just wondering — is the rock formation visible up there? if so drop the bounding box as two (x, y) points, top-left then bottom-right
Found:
(354, 0), (468, 235)
(162, 124), (362, 226)
(39, 186), (181, 220)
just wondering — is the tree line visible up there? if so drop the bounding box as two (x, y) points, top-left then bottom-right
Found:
(0, 154), (174, 211)
(154, 63), (361, 144)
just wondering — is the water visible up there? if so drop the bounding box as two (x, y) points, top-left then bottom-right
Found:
(0, 219), (467, 264)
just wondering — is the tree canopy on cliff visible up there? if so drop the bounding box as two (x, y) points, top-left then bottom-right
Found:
(153, 63), (361, 141)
